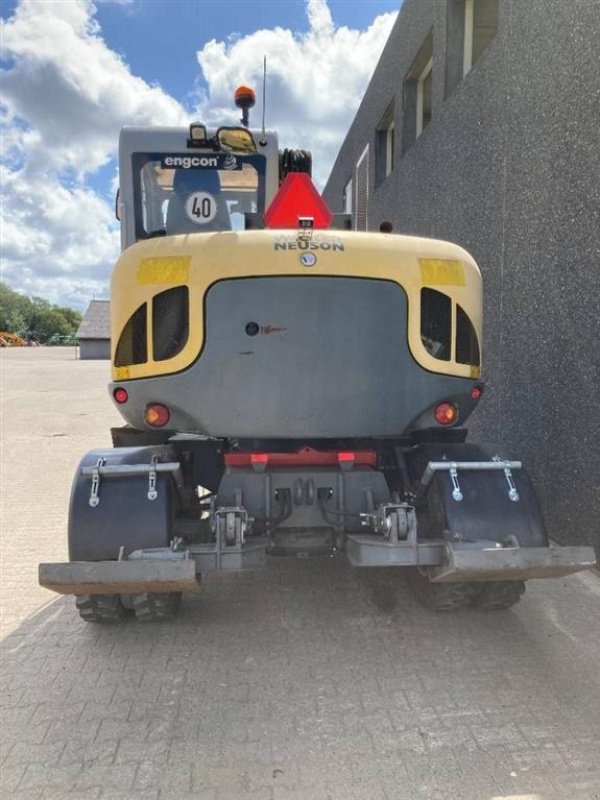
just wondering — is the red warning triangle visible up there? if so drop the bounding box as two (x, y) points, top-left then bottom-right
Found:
(264, 172), (333, 229)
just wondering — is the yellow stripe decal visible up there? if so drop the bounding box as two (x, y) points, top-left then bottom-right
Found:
(419, 259), (466, 287)
(137, 256), (191, 285)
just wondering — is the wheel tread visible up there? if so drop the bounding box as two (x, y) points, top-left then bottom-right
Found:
(76, 594), (127, 623)
(410, 571), (480, 611)
(473, 581), (525, 610)
(131, 592), (182, 622)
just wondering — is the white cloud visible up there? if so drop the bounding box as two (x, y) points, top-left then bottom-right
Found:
(0, 0), (188, 310)
(195, 0), (397, 186)
(1, 0), (187, 175)
(0, 0), (396, 309)
(1, 165), (118, 308)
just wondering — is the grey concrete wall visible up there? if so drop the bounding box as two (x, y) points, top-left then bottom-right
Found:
(79, 339), (110, 360)
(324, 0), (600, 552)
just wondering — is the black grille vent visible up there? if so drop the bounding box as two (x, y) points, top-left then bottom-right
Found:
(152, 286), (189, 361)
(420, 288), (451, 360)
(114, 304), (147, 366)
(456, 304), (480, 366)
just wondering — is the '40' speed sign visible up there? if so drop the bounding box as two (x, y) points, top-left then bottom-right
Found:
(185, 192), (218, 224)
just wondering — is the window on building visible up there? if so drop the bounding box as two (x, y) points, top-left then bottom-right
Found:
(416, 59), (433, 138)
(355, 146), (369, 231)
(446, 0), (499, 95)
(464, 0), (499, 75)
(402, 32), (433, 153)
(343, 178), (353, 214)
(376, 103), (395, 185)
(386, 122), (395, 175)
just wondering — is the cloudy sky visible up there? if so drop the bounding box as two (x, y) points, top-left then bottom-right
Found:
(0, 0), (399, 310)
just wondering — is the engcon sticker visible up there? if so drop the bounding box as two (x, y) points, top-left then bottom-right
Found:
(160, 154), (241, 170)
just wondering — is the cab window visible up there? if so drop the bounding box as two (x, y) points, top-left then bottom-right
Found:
(132, 153), (265, 241)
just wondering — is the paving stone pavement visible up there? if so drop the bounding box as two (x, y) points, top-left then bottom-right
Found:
(1, 348), (599, 800)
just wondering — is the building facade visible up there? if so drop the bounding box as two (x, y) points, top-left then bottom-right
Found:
(323, 0), (600, 552)
(76, 300), (110, 359)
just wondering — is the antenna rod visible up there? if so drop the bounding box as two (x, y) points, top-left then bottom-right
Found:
(261, 56), (267, 144)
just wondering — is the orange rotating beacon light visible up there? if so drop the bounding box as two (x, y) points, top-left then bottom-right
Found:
(234, 85), (256, 127)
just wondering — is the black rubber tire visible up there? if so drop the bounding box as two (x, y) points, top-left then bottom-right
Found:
(76, 594), (129, 623)
(131, 592), (182, 622)
(409, 570), (480, 611)
(472, 581), (526, 610)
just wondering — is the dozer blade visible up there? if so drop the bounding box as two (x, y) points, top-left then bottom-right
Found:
(429, 545), (597, 583)
(39, 559), (199, 596)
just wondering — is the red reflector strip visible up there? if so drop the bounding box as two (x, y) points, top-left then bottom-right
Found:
(225, 448), (376, 468)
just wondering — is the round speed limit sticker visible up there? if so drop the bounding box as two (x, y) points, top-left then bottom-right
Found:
(185, 192), (217, 225)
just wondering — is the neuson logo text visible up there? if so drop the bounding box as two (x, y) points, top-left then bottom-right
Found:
(274, 237), (344, 252)
(162, 155), (218, 169)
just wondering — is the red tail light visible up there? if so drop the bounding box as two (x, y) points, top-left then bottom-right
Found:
(470, 386), (483, 401)
(434, 402), (458, 425)
(113, 387), (128, 404)
(144, 403), (170, 427)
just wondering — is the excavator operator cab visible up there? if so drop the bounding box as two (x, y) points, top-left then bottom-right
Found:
(116, 124), (280, 250)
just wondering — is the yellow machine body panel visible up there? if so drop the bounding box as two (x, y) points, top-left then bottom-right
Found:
(111, 229), (482, 382)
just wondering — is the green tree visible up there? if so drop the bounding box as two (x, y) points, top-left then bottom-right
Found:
(0, 282), (82, 341)
(0, 283), (32, 332)
(56, 306), (82, 331)
(34, 308), (72, 340)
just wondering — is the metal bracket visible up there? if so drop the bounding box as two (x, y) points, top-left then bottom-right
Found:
(493, 455), (520, 501)
(361, 503), (417, 543)
(213, 507), (248, 547)
(82, 460), (181, 507)
(210, 506), (250, 572)
(413, 459), (523, 504)
(88, 458), (106, 507)
(449, 466), (463, 501)
(147, 455), (158, 501)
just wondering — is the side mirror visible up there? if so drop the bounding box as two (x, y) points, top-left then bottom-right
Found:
(216, 127), (257, 154)
(115, 188), (121, 221)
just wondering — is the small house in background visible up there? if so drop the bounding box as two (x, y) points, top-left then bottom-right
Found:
(76, 300), (110, 359)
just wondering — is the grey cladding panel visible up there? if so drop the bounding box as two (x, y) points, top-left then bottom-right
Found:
(200, 277), (407, 436)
